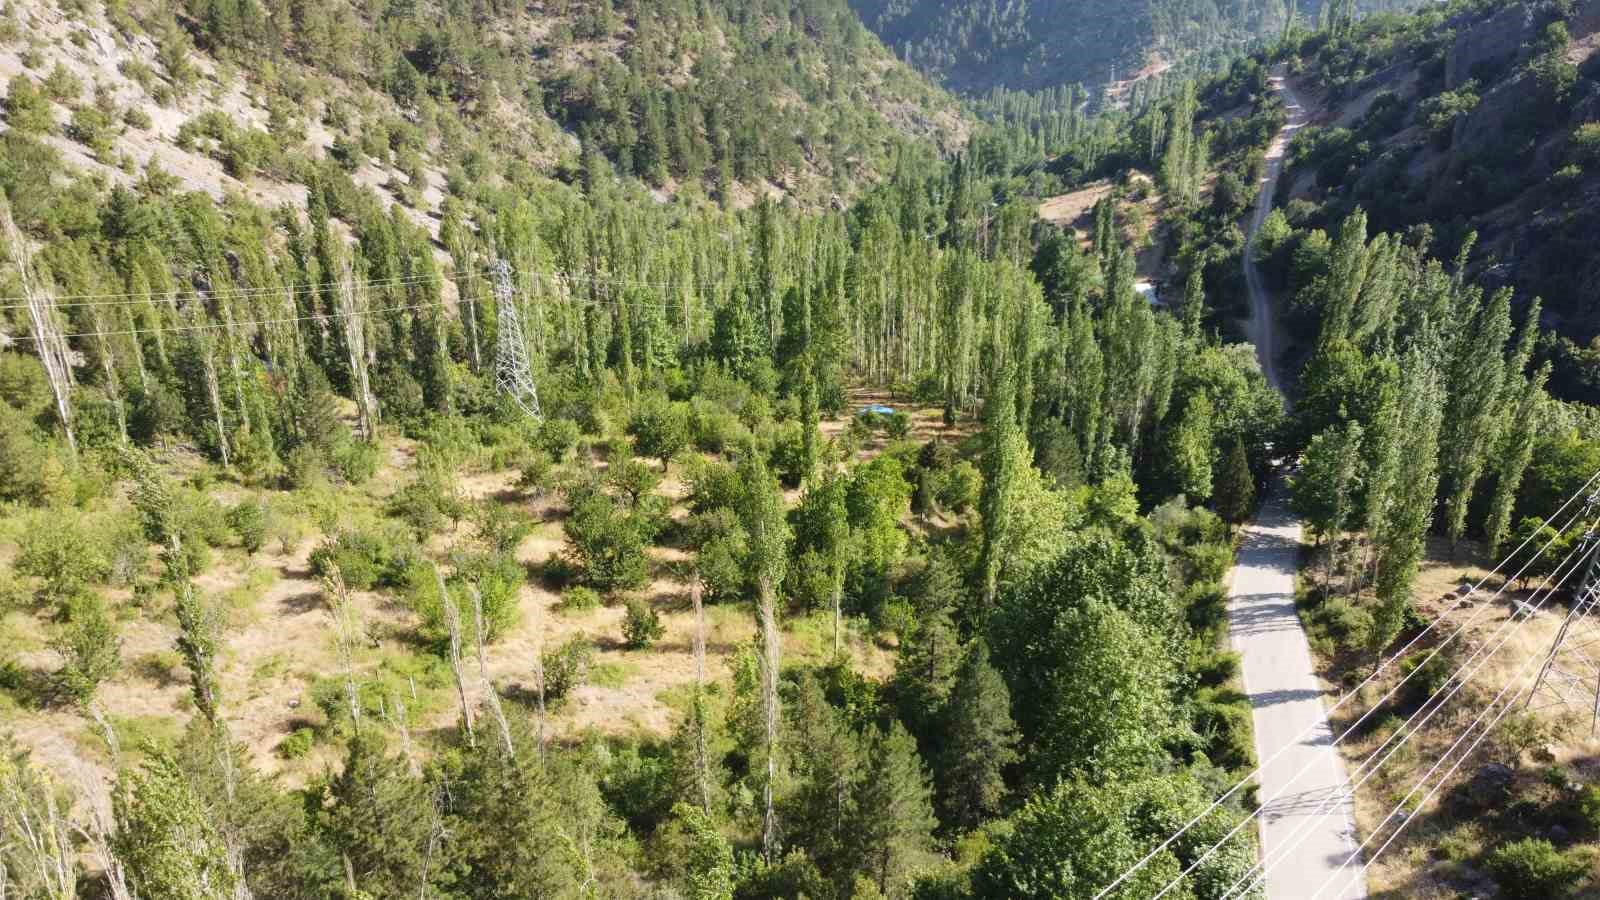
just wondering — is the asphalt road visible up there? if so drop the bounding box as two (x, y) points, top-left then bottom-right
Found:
(1227, 69), (1367, 900)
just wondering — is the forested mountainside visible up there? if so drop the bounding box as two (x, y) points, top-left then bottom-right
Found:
(1, 0), (1598, 898)
(850, 0), (1424, 96)
(0, 0), (965, 220)
(1259, 0), (1600, 403)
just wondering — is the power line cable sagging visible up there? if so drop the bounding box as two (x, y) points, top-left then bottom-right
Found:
(1093, 468), (1600, 900)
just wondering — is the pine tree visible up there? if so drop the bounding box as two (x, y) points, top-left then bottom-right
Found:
(1214, 437), (1255, 524)
(937, 640), (1018, 831)
(850, 722), (936, 895)
(892, 603), (960, 745)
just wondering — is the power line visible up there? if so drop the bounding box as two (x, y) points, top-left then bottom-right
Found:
(1148, 505), (1598, 900)
(1302, 563), (1600, 900)
(0, 264), (760, 313)
(1093, 466), (1600, 899)
(1219, 517), (1600, 899)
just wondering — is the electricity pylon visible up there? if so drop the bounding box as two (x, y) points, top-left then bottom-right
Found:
(492, 259), (542, 421)
(1524, 485), (1600, 732)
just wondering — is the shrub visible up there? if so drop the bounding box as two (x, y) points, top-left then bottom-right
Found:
(538, 417), (582, 461)
(558, 586), (602, 614)
(542, 635), (593, 703)
(50, 592), (121, 704)
(622, 598), (665, 650)
(66, 106), (114, 156)
(227, 500), (267, 555)
(886, 411), (913, 440)
(1570, 122), (1600, 167)
(278, 727), (315, 760)
(41, 64), (80, 102)
(4, 76), (53, 133)
(309, 529), (419, 591)
(332, 440), (379, 485)
(1486, 838), (1585, 900)
(1576, 784), (1600, 834)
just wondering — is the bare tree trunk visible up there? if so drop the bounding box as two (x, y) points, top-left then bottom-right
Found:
(691, 577), (711, 814)
(325, 566), (364, 733)
(438, 570), (475, 747)
(471, 588), (515, 759)
(338, 263), (378, 441)
(92, 317), (128, 443)
(759, 582), (780, 861)
(6, 203), (76, 454)
(189, 305), (233, 468)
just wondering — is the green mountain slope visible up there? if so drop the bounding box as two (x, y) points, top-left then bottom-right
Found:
(1261, 0), (1600, 400)
(850, 0), (1422, 95)
(0, 0), (966, 218)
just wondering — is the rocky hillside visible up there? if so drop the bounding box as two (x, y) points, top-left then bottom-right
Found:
(0, 0), (967, 225)
(850, 0), (1424, 96)
(1271, 0), (1600, 400)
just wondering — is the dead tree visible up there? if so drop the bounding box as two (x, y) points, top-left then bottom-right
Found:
(337, 262), (378, 441)
(437, 570), (475, 746)
(691, 577), (711, 814)
(471, 587), (515, 759)
(4, 201), (76, 453)
(324, 565), (364, 732)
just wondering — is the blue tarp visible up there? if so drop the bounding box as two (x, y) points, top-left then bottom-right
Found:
(858, 404), (896, 416)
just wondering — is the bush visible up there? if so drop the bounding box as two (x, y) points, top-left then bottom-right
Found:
(278, 727), (315, 760)
(50, 592), (121, 704)
(622, 598), (665, 650)
(332, 440), (380, 485)
(558, 586), (602, 614)
(309, 529), (419, 591)
(630, 397), (690, 468)
(227, 500), (267, 555)
(539, 418), (582, 460)
(4, 76), (53, 134)
(935, 461), (982, 514)
(542, 635), (593, 703)
(1486, 838), (1585, 900)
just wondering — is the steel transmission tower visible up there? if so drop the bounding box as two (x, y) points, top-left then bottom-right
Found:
(492, 259), (542, 421)
(1524, 484), (1600, 732)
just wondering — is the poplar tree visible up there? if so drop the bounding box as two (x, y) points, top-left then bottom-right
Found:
(978, 365), (1021, 610)
(1484, 365), (1549, 557)
(1292, 421), (1365, 598)
(1439, 287), (1512, 553)
(1371, 343), (1445, 655)
(738, 451), (790, 860)
(113, 754), (239, 900)
(1160, 394), (1215, 502)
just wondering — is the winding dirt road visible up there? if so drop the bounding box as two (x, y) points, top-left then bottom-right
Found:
(1227, 70), (1367, 900)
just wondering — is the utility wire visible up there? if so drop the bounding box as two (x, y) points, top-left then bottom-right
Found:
(0, 265), (758, 312)
(1094, 466), (1600, 899)
(1303, 570), (1600, 900)
(1220, 533), (1598, 899)
(1149, 510), (1597, 900)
